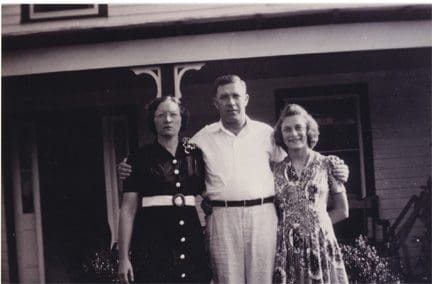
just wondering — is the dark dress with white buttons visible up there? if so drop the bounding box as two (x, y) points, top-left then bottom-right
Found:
(123, 140), (211, 283)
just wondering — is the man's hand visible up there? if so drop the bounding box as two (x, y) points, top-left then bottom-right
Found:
(118, 158), (132, 180)
(200, 197), (213, 216)
(332, 163), (349, 183)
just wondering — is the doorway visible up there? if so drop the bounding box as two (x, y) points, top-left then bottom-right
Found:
(275, 83), (375, 242)
(37, 108), (110, 282)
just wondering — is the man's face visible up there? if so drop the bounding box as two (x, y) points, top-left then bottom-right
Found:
(213, 81), (249, 126)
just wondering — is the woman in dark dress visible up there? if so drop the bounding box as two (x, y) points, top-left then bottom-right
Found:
(118, 96), (211, 283)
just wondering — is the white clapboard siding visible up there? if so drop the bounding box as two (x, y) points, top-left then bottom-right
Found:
(375, 177), (430, 191)
(373, 154), (431, 170)
(377, 187), (423, 199)
(1, 4), (20, 27)
(2, 3), (391, 36)
(369, 69), (430, 224)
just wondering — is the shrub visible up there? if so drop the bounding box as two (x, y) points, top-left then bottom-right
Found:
(82, 249), (119, 283)
(340, 235), (400, 283)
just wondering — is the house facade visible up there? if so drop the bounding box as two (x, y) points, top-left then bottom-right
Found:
(2, 4), (431, 283)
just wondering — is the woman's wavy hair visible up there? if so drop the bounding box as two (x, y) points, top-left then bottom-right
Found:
(146, 96), (189, 134)
(273, 104), (320, 151)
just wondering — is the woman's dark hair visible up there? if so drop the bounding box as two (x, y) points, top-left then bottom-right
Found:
(146, 96), (189, 134)
(273, 104), (320, 151)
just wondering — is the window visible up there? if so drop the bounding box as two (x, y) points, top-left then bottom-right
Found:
(21, 4), (107, 22)
(275, 83), (376, 241)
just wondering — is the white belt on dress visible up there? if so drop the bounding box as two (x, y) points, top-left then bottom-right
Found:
(141, 194), (196, 207)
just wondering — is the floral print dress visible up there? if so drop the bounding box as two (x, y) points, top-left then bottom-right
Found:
(273, 151), (349, 284)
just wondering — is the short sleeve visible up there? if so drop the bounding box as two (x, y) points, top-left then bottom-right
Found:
(326, 155), (347, 194)
(191, 147), (206, 196)
(271, 143), (287, 163)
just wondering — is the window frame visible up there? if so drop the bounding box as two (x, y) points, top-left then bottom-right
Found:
(275, 83), (376, 241)
(274, 83), (375, 200)
(21, 4), (107, 23)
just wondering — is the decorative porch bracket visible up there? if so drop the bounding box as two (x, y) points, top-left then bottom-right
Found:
(131, 66), (162, 98)
(173, 63), (205, 98)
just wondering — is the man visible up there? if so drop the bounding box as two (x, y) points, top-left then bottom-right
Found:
(118, 75), (349, 283)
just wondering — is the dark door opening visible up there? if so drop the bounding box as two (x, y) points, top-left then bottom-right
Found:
(37, 108), (110, 282)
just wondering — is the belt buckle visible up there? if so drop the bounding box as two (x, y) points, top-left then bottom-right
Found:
(172, 193), (186, 207)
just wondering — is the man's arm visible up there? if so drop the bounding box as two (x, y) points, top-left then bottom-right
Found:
(332, 163), (349, 183)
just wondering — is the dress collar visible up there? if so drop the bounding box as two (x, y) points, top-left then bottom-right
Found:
(152, 139), (184, 158)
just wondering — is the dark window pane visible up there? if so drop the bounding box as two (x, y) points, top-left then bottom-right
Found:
(283, 97), (360, 151)
(33, 4), (94, 13)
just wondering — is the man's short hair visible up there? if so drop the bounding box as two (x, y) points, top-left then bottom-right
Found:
(213, 74), (247, 94)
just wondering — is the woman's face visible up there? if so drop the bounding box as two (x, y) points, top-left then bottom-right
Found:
(154, 100), (182, 138)
(281, 114), (309, 150)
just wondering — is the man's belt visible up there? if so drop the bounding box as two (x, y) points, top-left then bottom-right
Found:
(209, 196), (275, 207)
(141, 194), (196, 207)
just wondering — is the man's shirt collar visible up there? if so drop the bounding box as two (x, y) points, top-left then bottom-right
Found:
(213, 116), (251, 137)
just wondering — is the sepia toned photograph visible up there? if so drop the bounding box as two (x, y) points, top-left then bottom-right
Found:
(2, 3), (431, 283)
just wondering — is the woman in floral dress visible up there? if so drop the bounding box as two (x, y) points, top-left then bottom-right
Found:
(272, 104), (349, 284)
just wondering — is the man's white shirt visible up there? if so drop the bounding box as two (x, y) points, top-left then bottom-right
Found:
(191, 117), (286, 201)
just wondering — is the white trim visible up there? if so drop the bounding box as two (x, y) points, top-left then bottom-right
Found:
(102, 116), (129, 249)
(173, 63), (205, 98)
(131, 67), (162, 97)
(355, 95), (368, 199)
(29, 4), (99, 20)
(11, 123), (45, 283)
(3, 20), (431, 76)
(29, 126), (46, 283)
(102, 117), (121, 249)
